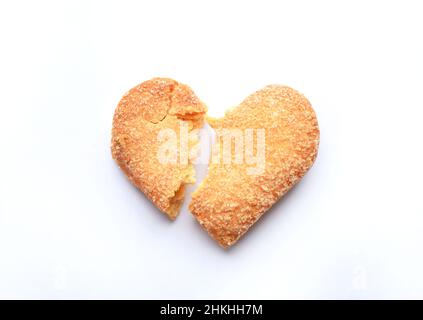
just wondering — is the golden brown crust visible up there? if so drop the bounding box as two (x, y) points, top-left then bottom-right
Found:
(111, 78), (206, 219)
(189, 85), (319, 247)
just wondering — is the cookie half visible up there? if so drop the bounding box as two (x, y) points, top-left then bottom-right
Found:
(189, 85), (319, 247)
(112, 78), (207, 219)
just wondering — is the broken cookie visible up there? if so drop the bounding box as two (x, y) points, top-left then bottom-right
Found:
(111, 79), (319, 248)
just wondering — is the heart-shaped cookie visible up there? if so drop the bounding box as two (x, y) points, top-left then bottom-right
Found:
(189, 85), (319, 247)
(111, 79), (319, 247)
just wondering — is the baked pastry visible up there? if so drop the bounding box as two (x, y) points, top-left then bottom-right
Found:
(112, 79), (319, 247)
(189, 85), (319, 247)
(111, 78), (207, 219)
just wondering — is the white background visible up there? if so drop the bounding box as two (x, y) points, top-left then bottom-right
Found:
(0, 0), (422, 299)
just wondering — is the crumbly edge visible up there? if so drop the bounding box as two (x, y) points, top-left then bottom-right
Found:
(165, 120), (201, 219)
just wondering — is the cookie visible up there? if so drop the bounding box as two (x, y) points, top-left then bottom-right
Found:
(189, 85), (319, 247)
(111, 78), (207, 219)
